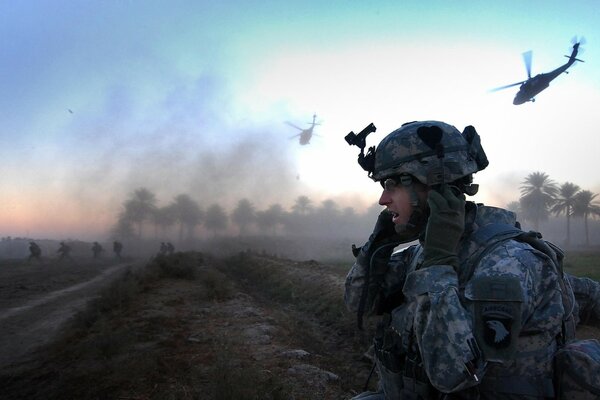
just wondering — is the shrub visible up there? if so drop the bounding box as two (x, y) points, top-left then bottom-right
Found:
(152, 252), (201, 280)
(198, 268), (234, 301)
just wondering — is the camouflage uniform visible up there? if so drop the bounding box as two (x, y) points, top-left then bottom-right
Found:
(113, 241), (123, 259)
(345, 120), (600, 399)
(57, 242), (71, 260)
(28, 241), (41, 262)
(346, 204), (600, 399)
(92, 242), (103, 258)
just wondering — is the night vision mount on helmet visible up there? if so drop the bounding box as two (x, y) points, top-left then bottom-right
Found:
(345, 120), (489, 196)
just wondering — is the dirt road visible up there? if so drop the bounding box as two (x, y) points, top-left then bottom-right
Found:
(0, 260), (137, 368)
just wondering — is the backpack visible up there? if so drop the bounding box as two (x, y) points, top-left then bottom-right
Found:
(465, 223), (600, 399)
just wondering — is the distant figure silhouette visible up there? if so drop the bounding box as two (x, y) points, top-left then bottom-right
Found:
(92, 242), (103, 259)
(113, 241), (123, 259)
(159, 242), (168, 256)
(57, 241), (72, 261)
(28, 241), (42, 263)
(166, 242), (175, 255)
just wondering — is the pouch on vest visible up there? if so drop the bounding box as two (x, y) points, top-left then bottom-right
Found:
(468, 275), (523, 364)
(555, 339), (600, 399)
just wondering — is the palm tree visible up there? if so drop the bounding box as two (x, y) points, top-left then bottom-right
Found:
(573, 190), (600, 246)
(204, 204), (228, 236)
(111, 212), (135, 240)
(519, 172), (558, 231)
(153, 205), (176, 239)
(319, 199), (339, 215)
(231, 198), (256, 236)
(550, 182), (580, 246)
(506, 201), (521, 215)
(292, 195), (313, 215)
(123, 187), (157, 238)
(170, 194), (203, 243)
(256, 204), (284, 235)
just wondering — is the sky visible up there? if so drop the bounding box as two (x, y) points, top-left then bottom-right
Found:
(1, 0), (600, 240)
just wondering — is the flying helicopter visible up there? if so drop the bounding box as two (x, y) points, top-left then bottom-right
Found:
(491, 38), (585, 105)
(286, 114), (321, 145)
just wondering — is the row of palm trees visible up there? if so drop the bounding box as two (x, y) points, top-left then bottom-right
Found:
(510, 172), (600, 246)
(112, 188), (378, 243)
(115, 173), (600, 247)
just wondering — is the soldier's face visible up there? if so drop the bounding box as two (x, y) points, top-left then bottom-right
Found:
(378, 180), (428, 225)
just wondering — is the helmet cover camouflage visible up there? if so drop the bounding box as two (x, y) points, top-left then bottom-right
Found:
(372, 120), (488, 185)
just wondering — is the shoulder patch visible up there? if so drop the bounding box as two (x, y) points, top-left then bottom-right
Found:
(471, 275), (523, 363)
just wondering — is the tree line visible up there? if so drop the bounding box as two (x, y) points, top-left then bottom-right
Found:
(508, 171), (600, 246)
(111, 188), (381, 244)
(114, 172), (600, 248)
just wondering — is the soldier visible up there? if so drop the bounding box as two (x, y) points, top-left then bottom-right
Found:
(28, 241), (42, 263)
(113, 241), (123, 259)
(159, 242), (168, 255)
(57, 241), (72, 261)
(92, 242), (103, 258)
(345, 121), (600, 399)
(166, 242), (175, 255)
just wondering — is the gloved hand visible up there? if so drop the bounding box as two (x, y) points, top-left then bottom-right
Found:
(422, 185), (466, 269)
(354, 210), (404, 324)
(365, 209), (398, 247)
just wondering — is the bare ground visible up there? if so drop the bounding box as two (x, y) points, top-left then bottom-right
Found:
(0, 253), (598, 400)
(0, 253), (374, 399)
(0, 259), (138, 368)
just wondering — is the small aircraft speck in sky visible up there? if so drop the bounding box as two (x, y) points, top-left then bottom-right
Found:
(491, 37), (585, 105)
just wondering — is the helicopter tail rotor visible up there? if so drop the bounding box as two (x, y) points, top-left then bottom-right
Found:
(571, 35), (587, 47)
(522, 50), (533, 79)
(308, 113), (322, 126)
(566, 35), (586, 62)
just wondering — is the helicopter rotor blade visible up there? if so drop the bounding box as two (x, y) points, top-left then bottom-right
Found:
(489, 81), (526, 92)
(522, 50), (533, 79)
(571, 35), (587, 47)
(285, 121), (304, 131)
(570, 36), (586, 57)
(289, 133), (301, 139)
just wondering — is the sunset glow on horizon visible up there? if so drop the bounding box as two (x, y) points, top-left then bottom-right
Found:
(2, 1), (600, 240)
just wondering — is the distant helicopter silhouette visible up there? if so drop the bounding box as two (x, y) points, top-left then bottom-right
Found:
(286, 114), (321, 145)
(491, 37), (585, 104)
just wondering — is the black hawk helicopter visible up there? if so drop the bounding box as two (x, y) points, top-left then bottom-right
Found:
(491, 38), (585, 104)
(286, 114), (320, 145)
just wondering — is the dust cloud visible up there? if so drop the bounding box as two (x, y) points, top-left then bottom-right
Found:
(48, 74), (318, 240)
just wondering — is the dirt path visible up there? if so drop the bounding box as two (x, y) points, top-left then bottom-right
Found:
(0, 254), (366, 400)
(0, 261), (137, 368)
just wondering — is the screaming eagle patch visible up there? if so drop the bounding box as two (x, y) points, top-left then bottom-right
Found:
(470, 276), (523, 363)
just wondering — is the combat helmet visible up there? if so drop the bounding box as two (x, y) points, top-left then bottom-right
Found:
(372, 121), (489, 194)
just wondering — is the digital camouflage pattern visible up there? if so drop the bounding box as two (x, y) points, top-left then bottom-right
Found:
(345, 204), (584, 398)
(371, 121), (487, 184)
(568, 275), (600, 327)
(555, 339), (600, 399)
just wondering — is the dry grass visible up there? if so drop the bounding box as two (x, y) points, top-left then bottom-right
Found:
(10, 248), (596, 399)
(3, 250), (348, 399)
